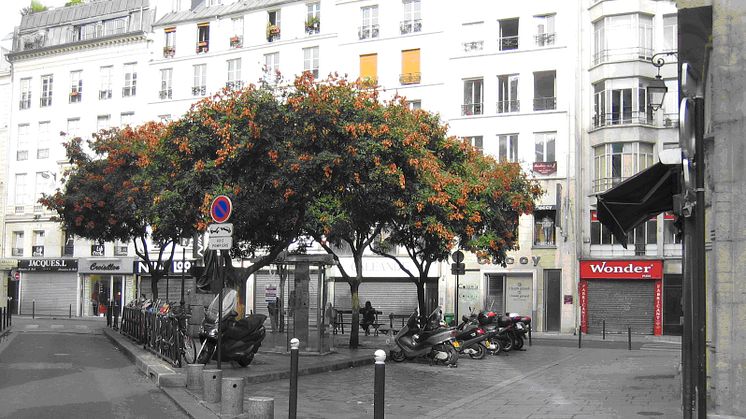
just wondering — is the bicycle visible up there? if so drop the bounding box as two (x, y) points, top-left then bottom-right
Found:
(172, 304), (197, 366)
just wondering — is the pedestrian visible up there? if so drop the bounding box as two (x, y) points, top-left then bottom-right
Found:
(324, 302), (336, 330)
(268, 296), (279, 332)
(360, 301), (376, 336)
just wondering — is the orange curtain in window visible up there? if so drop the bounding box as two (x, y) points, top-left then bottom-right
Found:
(360, 53), (377, 83)
(401, 49), (420, 84)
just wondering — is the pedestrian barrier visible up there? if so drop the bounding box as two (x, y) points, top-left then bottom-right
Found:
(186, 364), (204, 391)
(221, 377), (245, 416)
(203, 369), (222, 403)
(119, 305), (187, 367)
(247, 397), (274, 419)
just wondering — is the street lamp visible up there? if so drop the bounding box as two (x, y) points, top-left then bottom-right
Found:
(647, 52), (677, 111)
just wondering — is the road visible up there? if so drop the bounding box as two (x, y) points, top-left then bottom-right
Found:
(0, 319), (184, 419)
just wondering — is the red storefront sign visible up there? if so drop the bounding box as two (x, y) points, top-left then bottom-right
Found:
(580, 260), (663, 280)
(579, 281), (588, 333)
(654, 280), (663, 336)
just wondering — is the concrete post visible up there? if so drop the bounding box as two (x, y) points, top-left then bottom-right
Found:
(186, 364), (204, 391)
(221, 377), (245, 417)
(202, 369), (222, 403)
(247, 397), (274, 419)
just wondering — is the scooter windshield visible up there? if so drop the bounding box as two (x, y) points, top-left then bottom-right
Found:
(206, 289), (238, 322)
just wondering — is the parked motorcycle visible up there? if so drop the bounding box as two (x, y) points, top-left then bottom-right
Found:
(453, 314), (494, 359)
(196, 289), (267, 367)
(389, 309), (459, 367)
(505, 312), (532, 350)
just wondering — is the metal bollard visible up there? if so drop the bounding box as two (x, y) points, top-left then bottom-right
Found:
(528, 325), (532, 346)
(186, 364), (204, 391)
(247, 397), (274, 419)
(628, 326), (632, 350)
(33, 300), (35, 319)
(202, 369), (222, 403)
(602, 320), (606, 340)
(289, 338), (299, 419)
(1, 307), (5, 330)
(69, 304), (72, 319)
(374, 349), (386, 419)
(221, 377), (245, 417)
(578, 327), (582, 348)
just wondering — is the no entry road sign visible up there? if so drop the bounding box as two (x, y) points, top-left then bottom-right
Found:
(210, 195), (233, 223)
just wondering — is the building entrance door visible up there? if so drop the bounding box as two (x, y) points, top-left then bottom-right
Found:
(663, 274), (683, 335)
(544, 269), (561, 332)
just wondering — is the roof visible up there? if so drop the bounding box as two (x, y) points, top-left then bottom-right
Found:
(19, 0), (149, 33)
(154, 0), (290, 27)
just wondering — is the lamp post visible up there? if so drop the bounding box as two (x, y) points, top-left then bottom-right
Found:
(647, 52), (677, 112)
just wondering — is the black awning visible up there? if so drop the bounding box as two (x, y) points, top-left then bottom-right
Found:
(596, 162), (680, 248)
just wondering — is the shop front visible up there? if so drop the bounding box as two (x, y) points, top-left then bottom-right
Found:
(579, 259), (663, 335)
(78, 257), (135, 317)
(17, 258), (78, 316)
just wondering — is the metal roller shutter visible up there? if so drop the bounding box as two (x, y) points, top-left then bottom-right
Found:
(586, 280), (654, 334)
(21, 273), (77, 316)
(333, 280), (419, 318)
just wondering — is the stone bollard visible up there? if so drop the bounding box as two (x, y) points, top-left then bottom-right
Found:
(221, 377), (245, 417)
(247, 397), (274, 419)
(186, 364), (204, 391)
(202, 369), (222, 403)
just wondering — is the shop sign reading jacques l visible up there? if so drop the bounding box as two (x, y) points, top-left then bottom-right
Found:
(18, 258), (78, 272)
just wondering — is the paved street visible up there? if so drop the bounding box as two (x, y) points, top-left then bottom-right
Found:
(0, 317), (184, 419)
(240, 341), (682, 419)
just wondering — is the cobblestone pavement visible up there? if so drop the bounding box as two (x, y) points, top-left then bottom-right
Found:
(240, 343), (681, 419)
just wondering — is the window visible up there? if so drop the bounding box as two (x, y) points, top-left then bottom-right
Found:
(306, 2), (320, 35)
(590, 211), (656, 247)
(231, 17), (244, 47)
(123, 63), (137, 97)
(498, 18), (519, 51)
(20, 78), (31, 109)
(267, 10), (281, 42)
(400, 49), (420, 84)
(359, 53), (377, 85)
(197, 23), (210, 53)
(462, 78), (483, 116)
(664, 213), (682, 244)
(159, 114), (172, 123)
(226, 58), (242, 89)
(593, 14), (653, 65)
(401, 0), (421, 34)
(264, 52), (280, 80)
(40, 75), (53, 107)
(663, 15), (677, 52)
(465, 136), (483, 154)
(103, 17), (128, 36)
(534, 210), (556, 246)
(17, 150), (28, 161)
(303, 46), (319, 79)
(534, 132), (556, 162)
(15, 173), (28, 206)
(120, 112), (134, 127)
(497, 74), (519, 113)
(160, 68), (173, 99)
(193, 64), (207, 96)
(37, 149), (49, 159)
(593, 142), (654, 192)
(34, 172), (53, 209)
(32, 231), (45, 257)
(62, 231), (74, 256)
(99, 66), (112, 100)
(534, 14), (555, 46)
(164, 27), (176, 57)
(37, 121), (50, 159)
(407, 100), (421, 110)
(97, 115), (110, 132)
(462, 22), (485, 52)
(497, 134), (519, 162)
(70, 70), (82, 103)
(17, 124), (29, 160)
(533, 70), (556, 111)
(12, 232), (24, 257)
(593, 81), (653, 127)
(114, 240), (128, 256)
(359, 6), (379, 39)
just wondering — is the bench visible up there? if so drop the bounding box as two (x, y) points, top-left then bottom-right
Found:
(333, 309), (384, 336)
(377, 313), (410, 336)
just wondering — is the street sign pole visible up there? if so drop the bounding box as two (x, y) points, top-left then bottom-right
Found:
(217, 251), (223, 370)
(451, 251), (465, 325)
(208, 195), (233, 371)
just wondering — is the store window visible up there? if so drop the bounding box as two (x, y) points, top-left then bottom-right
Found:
(534, 210), (556, 246)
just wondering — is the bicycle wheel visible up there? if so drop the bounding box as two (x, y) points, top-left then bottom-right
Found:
(181, 333), (197, 365)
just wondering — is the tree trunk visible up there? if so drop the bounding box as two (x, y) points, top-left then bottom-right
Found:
(349, 280), (360, 349)
(150, 274), (160, 300)
(416, 277), (426, 316)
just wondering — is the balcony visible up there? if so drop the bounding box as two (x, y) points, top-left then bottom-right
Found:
(461, 103), (483, 116)
(496, 100), (519, 113)
(533, 96), (556, 111)
(40, 96), (52, 107)
(400, 19), (422, 35)
(267, 25), (281, 42)
(226, 81), (243, 90)
(192, 86), (206, 96)
(305, 18), (320, 35)
(592, 111), (654, 129)
(230, 35), (243, 48)
(163, 46), (175, 58)
(592, 47), (653, 66)
(99, 89), (112, 100)
(19, 97), (31, 110)
(535, 33), (556, 47)
(499, 35), (519, 51)
(358, 25), (379, 40)
(69, 91), (81, 103)
(399, 73), (421, 85)
(463, 41), (484, 52)
(159, 89), (172, 100)
(196, 41), (209, 54)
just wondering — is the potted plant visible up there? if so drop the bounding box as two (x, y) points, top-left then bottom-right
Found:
(266, 23), (280, 41)
(230, 35), (242, 47)
(163, 46), (175, 57)
(305, 16), (320, 34)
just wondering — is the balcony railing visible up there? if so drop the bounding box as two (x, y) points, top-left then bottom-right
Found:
(463, 41), (484, 52)
(663, 113), (679, 128)
(497, 100), (519, 113)
(358, 25), (379, 40)
(196, 41), (209, 53)
(69, 91), (82, 103)
(225, 80), (244, 90)
(400, 19), (422, 35)
(461, 103), (483, 116)
(99, 89), (112, 100)
(305, 20), (320, 35)
(230, 35), (243, 48)
(40, 96), (52, 107)
(163, 46), (175, 58)
(267, 25), (281, 42)
(159, 89), (172, 100)
(592, 111), (654, 128)
(122, 86), (136, 97)
(592, 47), (654, 66)
(535, 33), (556, 47)
(399, 73), (421, 85)
(62, 244), (74, 257)
(533, 96), (556, 111)
(192, 86), (206, 96)
(19, 98), (31, 110)
(499, 35), (519, 51)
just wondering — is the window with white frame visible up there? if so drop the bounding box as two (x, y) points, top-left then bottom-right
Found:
(464, 136), (483, 154)
(592, 80), (653, 127)
(17, 124), (29, 161)
(70, 70), (82, 102)
(231, 17), (243, 47)
(15, 173), (28, 206)
(66, 118), (80, 137)
(40, 75), (53, 107)
(407, 100), (421, 110)
(498, 18), (519, 51)
(32, 230), (45, 257)
(120, 112), (134, 127)
(20, 77), (31, 109)
(267, 10), (281, 41)
(664, 213), (682, 244)
(12, 231), (24, 256)
(306, 2), (320, 34)
(114, 239), (128, 256)
(359, 5), (379, 39)
(462, 78), (483, 116)
(591, 210), (656, 247)
(160, 68), (173, 99)
(123, 63), (137, 97)
(401, 0), (421, 34)
(303, 46), (319, 79)
(663, 15), (677, 52)
(226, 58), (242, 89)
(593, 14), (653, 65)
(593, 142), (654, 192)
(99, 66), (113, 100)
(197, 23), (210, 52)
(534, 14), (555, 46)
(533, 71), (556, 111)
(164, 27), (176, 57)
(34, 172), (52, 209)
(37, 121), (50, 159)
(497, 74), (519, 113)
(97, 115), (111, 132)
(461, 22), (484, 52)
(264, 52), (280, 79)
(497, 134), (519, 162)
(534, 132), (556, 163)
(193, 64), (207, 96)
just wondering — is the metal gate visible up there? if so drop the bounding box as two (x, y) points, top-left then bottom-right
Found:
(586, 280), (654, 334)
(20, 273), (77, 316)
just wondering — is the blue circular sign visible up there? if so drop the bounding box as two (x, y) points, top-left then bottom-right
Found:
(210, 195), (233, 223)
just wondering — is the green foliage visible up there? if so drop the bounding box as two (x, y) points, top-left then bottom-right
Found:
(20, 0), (48, 15)
(65, 0), (85, 6)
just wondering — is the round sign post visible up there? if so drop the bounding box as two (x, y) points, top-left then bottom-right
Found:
(210, 195), (233, 223)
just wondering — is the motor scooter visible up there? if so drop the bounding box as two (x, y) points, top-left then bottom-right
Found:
(389, 308), (459, 367)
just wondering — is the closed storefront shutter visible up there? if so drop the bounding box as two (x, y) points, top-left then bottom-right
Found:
(586, 280), (654, 334)
(21, 273), (77, 316)
(333, 280), (418, 318)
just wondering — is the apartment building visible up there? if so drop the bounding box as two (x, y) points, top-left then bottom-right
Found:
(0, 45), (12, 312)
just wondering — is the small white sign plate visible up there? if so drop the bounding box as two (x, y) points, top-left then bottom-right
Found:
(208, 223), (234, 237)
(208, 236), (233, 250)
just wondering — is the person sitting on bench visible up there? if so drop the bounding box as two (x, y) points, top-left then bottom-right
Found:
(360, 301), (377, 336)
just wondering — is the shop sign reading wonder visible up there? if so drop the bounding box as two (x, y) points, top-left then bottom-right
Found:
(580, 260), (662, 279)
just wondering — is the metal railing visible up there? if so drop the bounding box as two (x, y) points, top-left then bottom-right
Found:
(499, 35), (519, 51)
(533, 96), (557, 111)
(535, 33), (556, 47)
(592, 111), (654, 128)
(497, 100), (519, 113)
(463, 41), (484, 52)
(399, 73), (421, 85)
(358, 25), (379, 40)
(593, 47), (654, 66)
(400, 19), (422, 35)
(121, 306), (186, 368)
(461, 103), (483, 116)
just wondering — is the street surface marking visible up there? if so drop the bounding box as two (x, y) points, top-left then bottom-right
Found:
(50, 325), (64, 329)
(74, 325), (89, 329)
(24, 325), (39, 329)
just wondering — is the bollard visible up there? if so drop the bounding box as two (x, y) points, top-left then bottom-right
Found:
(69, 304), (72, 319)
(186, 364), (204, 391)
(247, 397), (274, 419)
(528, 325), (532, 346)
(603, 320), (606, 340)
(33, 300), (35, 319)
(289, 338), (299, 419)
(221, 377), (245, 417)
(628, 326), (632, 350)
(578, 327), (582, 348)
(1, 307), (5, 330)
(374, 349), (386, 419)
(202, 369), (222, 403)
